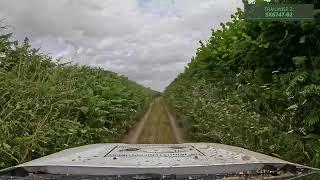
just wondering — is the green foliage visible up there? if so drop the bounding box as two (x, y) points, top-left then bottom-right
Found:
(165, 1), (320, 168)
(0, 34), (156, 168)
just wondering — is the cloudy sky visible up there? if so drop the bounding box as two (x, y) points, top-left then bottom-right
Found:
(0, 0), (243, 91)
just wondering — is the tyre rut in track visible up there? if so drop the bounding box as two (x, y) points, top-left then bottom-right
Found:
(122, 97), (182, 144)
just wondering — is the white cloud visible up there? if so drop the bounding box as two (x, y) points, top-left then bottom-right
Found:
(0, 0), (243, 91)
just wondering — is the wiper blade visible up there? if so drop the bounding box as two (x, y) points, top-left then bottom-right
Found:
(1, 172), (320, 180)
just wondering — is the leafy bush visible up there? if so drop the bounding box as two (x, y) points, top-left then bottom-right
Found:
(165, 0), (320, 167)
(0, 33), (156, 168)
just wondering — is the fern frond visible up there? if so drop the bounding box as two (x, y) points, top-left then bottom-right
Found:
(300, 85), (320, 97)
(304, 111), (320, 127)
(286, 71), (309, 92)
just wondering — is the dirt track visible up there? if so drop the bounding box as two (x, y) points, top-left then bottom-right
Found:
(122, 97), (182, 144)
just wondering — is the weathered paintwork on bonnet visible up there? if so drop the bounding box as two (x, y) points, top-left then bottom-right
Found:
(0, 143), (317, 176)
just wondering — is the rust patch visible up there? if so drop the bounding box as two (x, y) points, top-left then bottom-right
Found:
(241, 155), (251, 161)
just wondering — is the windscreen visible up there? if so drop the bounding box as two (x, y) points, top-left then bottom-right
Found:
(0, 0), (319, 179)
